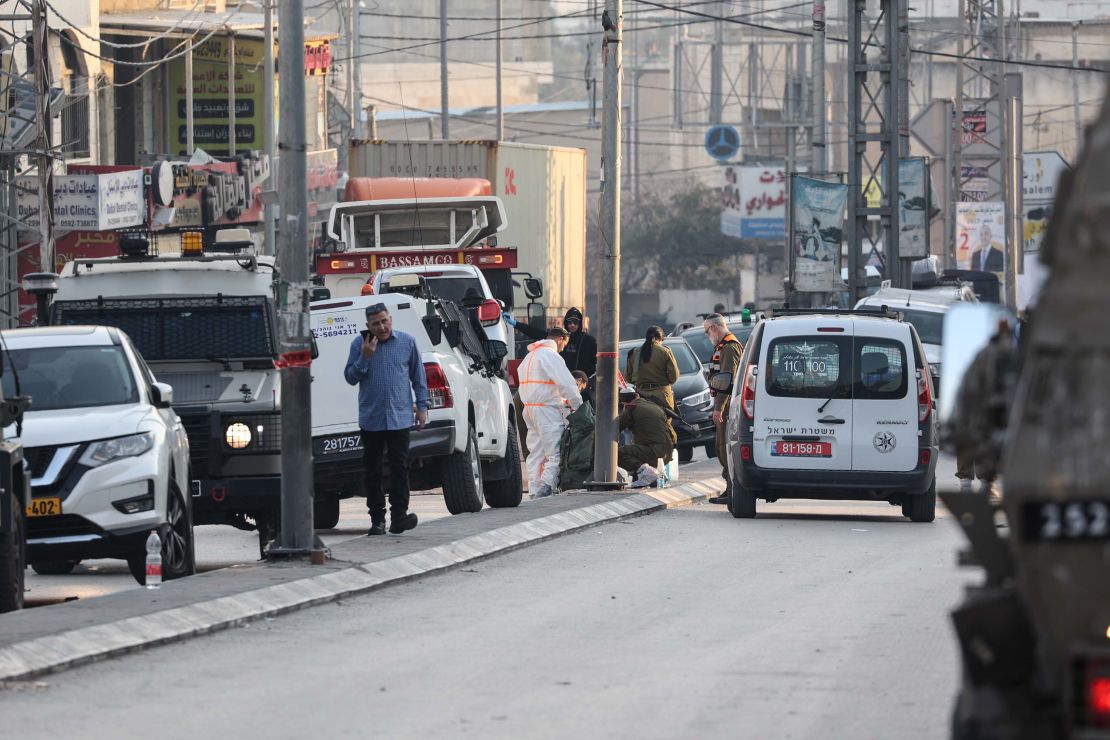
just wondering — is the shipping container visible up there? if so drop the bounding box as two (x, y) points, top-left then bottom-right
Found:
(349, 140), (588, 321)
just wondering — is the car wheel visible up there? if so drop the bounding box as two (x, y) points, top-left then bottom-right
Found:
(902, 478), (937, 523)
(728, 474), (756, 519)
(678, 446), (693, 464)
(31, 559), (80, 576)
(484, 416), (523, 509)
(128, 479), (195, 585)
(704, 442), (717, 459)
(442, 424), (484, 514)
(0, 487), (24, 613)
(313, 496), (341, 530)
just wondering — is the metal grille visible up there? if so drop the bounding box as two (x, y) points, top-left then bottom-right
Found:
(24, 446), (56, 478)
(26, 514), (98, 538)
(767, 338), (843, 397)
(61, 81), (90, 159)
(55, 296), (275, 362)
(226, 413), (282, 451)
(180, 414), (211, 478)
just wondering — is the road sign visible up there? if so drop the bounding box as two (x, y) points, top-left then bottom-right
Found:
(705, 125), (740, 161)
(1023, 151), (1069, 204)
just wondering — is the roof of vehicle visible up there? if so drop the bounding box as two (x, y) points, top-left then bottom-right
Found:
(1, 325), (118, 348)
(374, 264), (486, 279)
(56, 255), (276, 301)
(855, 286), (972, 311)
(759, 312), (914, 334)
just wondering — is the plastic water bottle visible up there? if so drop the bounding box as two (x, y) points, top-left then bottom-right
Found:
(145, 530), (162, 589)
(656, 457), (667, 489)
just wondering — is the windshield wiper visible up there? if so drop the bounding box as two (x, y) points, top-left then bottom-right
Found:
(817, 384), (845, 413)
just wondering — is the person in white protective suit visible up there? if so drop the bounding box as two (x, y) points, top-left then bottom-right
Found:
(517, 326), (584, 498)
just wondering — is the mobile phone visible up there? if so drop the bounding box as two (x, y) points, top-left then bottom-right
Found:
(360, 330), (371, 340)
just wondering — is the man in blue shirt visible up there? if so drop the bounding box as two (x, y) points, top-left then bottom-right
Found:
(344, 303), (429, 536)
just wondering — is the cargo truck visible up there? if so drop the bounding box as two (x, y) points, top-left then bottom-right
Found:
(346, 140), (587, 321)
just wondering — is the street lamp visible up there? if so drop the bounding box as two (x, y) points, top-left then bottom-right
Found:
(22, 272), (59, 326)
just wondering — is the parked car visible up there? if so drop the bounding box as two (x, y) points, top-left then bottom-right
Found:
(310, 287), (521, 520)
(618, 337), (715, 462)
(680, 321), (758, 371)
(720, 309), (938, 521)
(854, 282), (978, 395)
(2, 325), (195, 584)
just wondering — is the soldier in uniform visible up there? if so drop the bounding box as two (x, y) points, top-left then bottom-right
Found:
(703, 313), (743, 505)
(617, 386), (677, 478)
(624, 325), (680, 411)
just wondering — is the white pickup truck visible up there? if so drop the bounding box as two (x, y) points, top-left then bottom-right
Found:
(310, 287), (522, 521)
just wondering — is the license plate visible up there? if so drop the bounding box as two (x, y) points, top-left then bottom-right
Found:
(315, 433), (363, 457)
(1022, 500), (1110, 542)
(25, 497), (61, 518)
(773, 441), (832, 457)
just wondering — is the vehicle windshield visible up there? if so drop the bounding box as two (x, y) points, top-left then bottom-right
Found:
(900, 308), (944, 345)
(53, 297), (275, 362)
(2, 345), (138, 410)
(681, 324), (755, 365)
(413, 276), (486, 306)
(666, 341), (702, 375)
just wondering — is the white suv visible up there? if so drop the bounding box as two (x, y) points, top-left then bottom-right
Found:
(310, 290), (522, 521)
(721, 309), (939, 521)
(2, 326), (194, 584)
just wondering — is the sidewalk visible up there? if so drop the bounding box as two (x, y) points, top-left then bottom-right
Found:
(0, 473), (722, 681)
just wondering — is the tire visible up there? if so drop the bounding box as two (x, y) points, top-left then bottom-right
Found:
(728, 475), (756, 518)
(704, 442), (717, 459)
(0, 487), (24, 613)
(442, 424), (484, 514)
(678, 446), (693, 463)
(903, 478), (937, 523)
(31, 559), (79, 576)
(313, 496), (341, 530)
(484, 416), (523, 509)
(128, 479), (195, 585)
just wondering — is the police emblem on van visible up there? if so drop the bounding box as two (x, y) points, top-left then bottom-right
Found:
(873, 431), (897, 453)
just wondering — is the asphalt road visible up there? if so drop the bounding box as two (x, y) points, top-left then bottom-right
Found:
(4, 462), (968, 740)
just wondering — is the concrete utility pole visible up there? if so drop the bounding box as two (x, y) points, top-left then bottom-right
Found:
(710, 0), (723, 124)
(440, 0), (449, 139)
(495, 0), (503, 140)
(185, 45), (195, 154)
(592, 1), (621, 488)
(263, 0), (276, 256)
(811, 0), (827, 174)
(31, 0), (53, 275)
(1072, 22), (1081, 154)
(1004, 73), (1022, 308)
(272, 0), (315, 556)
(350, 0), (362, 139)
(228, 33), (237, 156)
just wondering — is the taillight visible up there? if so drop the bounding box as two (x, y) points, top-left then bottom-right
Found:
(740, 444), (752, 461)
(478, 298), (501, 326)
(1089, 675), (1110, 727)
(919, 448), (931, 466)
(917, 369), (932, 422)
(740, 364), (757, 420)
(423, 363), (453, 409)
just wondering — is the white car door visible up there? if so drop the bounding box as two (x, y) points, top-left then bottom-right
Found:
(753, 327), (854, 471)
(850, 321), (919, 472)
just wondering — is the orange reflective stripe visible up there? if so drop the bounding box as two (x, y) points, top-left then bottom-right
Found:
(519, 379), (556, 385)
(523, 403), (553, 407)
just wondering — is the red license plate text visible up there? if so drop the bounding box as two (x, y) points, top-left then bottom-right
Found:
(774, 441), (832, 457)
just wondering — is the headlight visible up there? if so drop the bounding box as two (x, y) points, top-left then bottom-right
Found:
(682, 389), (712, 408)
(225, 422), (253, 449)
(79, 433), (154, 467)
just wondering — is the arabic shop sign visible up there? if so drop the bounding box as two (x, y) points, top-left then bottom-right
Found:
(16, 170), (145, 232)
(720, 166), (786, 240)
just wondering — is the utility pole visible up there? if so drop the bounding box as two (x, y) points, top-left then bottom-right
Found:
(185, 46), (195, 154)
(1072, 21), (1081, 155)
(495, 0), (503, 140)
(811, 0), (827, 174)
(592, 1), (621, 488)
(263, 0), (276, 256)
(272, 0), (315, 556)
(350, 0), (362, 139)
(31, 0), (53, 275)
(710, 0), (723, 124)
(228, 33), (237, 156)
(440, 0), (449, 139)
(1004, 73), (1022, 307)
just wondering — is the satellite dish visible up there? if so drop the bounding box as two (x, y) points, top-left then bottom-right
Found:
(151, 161), (175, 208)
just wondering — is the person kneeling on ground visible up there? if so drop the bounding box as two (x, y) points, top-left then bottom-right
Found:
(617, 385), (677, 485)
(558, 371), (597, 491)
(518, 327), (583, 498)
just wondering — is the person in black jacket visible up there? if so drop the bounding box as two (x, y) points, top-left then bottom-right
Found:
(560, 307), (597, 377)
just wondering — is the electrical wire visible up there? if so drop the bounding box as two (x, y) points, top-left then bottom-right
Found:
(43, 0), (209, 49)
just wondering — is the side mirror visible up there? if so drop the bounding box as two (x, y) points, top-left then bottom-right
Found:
(526, 301), (545, 327)
(310, 334), (320, 360)
(939, 303), (1015, 427)
(311, 287), (331, 302)
(524, 278), (544, 299)
(422, 314), (444, 345)
(486, 340), (508, 363)
(708, 371), (733, 394)
(444, 319), (461, 348)
(151, 382), (174, 409)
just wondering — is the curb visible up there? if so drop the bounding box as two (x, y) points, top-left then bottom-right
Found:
(0, 480), (716, 682)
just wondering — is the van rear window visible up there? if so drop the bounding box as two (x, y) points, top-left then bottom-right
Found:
(855, 340), (908, 399)
(765, 338), (844, 398)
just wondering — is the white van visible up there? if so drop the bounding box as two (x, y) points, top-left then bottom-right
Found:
(721, 309), (938, 521)
(310, 290), (521, 522)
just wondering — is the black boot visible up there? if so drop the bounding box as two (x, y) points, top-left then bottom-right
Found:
(708, 478), (732, 505)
